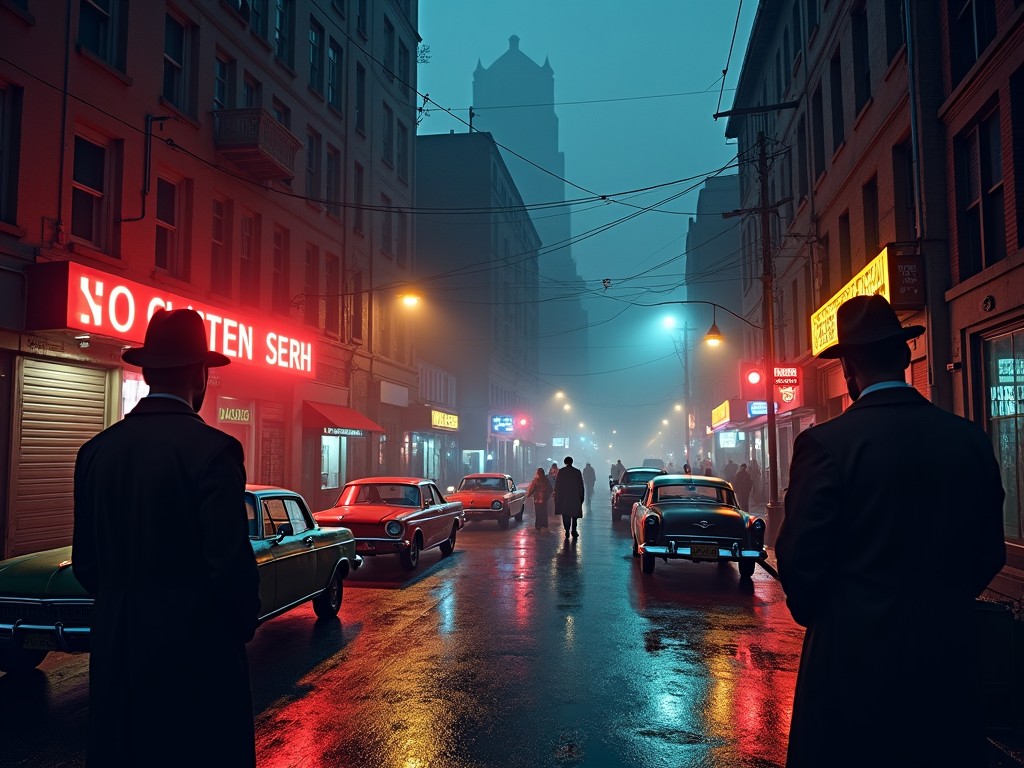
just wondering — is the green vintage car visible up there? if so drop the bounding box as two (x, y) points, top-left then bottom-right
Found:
(0, 484), (361, 674)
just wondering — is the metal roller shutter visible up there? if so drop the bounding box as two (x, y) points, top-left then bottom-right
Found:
(7, 358), (109, 557)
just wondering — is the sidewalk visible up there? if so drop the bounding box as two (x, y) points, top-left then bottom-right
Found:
(757, 547), (1024, 767)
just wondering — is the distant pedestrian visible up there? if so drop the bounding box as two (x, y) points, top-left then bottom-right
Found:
(526, 467), (552, 530)
(732, 463), (754, 510)
(682, 463), (692, 475)
(723, 458), (738, 482)
(547, 463), (560, 520)
(777, 295), (1006, 768)
(749, 458), (763, 503)
(73, 309), (261, 768)
(582, 462), (597, 500)
(702, 458), (713, 476)
(612, 459), (626, 484)
(554, 456), (585, 538)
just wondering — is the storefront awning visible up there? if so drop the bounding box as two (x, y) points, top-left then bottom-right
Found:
(303, 402), (384, 433)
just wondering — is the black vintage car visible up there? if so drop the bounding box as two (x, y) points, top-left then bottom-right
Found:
(610, 467), (668, 520)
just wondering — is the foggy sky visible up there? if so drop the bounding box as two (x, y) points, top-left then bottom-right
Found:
(417, 1), (757, 466)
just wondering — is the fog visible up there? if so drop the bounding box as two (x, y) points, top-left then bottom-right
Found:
(417, 2), (758, 469)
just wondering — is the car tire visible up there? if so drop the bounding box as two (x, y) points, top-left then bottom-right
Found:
(641, 552), (656, 574)
(400, 537), (421, 571)
(0, 647), (48, 675)
(439, 525), (457, 557)
(631, 535), (640, 558)
(738, 560), (756, 579)
(312, 570), (344, 619)
(514, 505), (524, 523)
(497, 513), (510, 530)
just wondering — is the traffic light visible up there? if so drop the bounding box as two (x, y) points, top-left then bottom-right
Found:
(516, 416), (530, 430)
(739, 361), (766, 401)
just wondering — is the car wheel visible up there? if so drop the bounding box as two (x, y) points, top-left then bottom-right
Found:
(515, 504), (524, 522)
(439, 525), (457, 557)
(400, 537), (421, 571)
(312, 570), (343, 619)
(0, 647), (48, 675)
(641, 553), (656, 574)
(631, 535), (639, 558)
(738, 560), (756, 579)
(497, 513), (510, 530)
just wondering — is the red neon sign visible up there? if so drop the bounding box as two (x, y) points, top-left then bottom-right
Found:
(32, 261), (315, 376)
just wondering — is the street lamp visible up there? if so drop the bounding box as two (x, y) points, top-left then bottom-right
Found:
(644, 298), (781, 536)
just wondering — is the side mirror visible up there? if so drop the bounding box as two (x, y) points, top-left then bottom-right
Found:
(446, 486), (455, 493)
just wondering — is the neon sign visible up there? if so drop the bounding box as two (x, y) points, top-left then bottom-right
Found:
(28, 261), (314, 376)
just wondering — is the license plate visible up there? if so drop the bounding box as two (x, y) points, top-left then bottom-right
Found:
(691, 544), (719, 560)
(21, 632), (57, 651)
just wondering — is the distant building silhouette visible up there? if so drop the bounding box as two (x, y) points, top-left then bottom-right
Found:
(471, 36), (591, 424)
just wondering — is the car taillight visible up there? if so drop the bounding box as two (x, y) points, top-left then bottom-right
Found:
(643, 515), (660, 544)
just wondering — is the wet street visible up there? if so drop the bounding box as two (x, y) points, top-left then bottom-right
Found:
(0, 492), (805, 767)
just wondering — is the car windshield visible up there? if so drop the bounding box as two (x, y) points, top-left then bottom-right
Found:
(654, 484), (736, 506)
(338, 483), (422, 507)
(458, 477), (504, 492)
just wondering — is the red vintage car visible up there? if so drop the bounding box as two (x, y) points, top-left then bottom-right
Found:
(313, 477), (465, 571)
(445, 472), (527, 529)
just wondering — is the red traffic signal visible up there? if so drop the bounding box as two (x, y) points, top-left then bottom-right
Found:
(739, 361), (766, 401)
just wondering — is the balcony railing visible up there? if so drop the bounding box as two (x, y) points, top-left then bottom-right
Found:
(214, 108), (303, 181)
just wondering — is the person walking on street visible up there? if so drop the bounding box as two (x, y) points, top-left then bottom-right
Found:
(582, 461), (597, 501)
(612, 459), (626, 484)
(723, 458), (738, 483)
(547, 462), (560, 521)
(732, 463), (754, 510)
(776, 295), (1006, 768)
(73, 309), (261, 768)
(526, 467), (552, 529)
(554, 456), (585, 538)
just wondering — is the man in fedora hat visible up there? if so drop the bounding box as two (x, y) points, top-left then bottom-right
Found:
(776, 295), (1005, 768)
(73, 308), (260, 767)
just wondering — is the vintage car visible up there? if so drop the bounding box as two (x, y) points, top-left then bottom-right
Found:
(0, 485), (361, 675)
(445, 473), (527, 529)
(611, 466), (668, 520)
(630, 474), (767, 578)
(314, 477), (465, 571)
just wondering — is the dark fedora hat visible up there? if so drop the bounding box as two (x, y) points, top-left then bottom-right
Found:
(121, 309), (230, 368)
(818, 294), (924, 359)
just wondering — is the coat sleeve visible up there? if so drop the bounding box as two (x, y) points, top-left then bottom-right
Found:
(199, 438), (261, 643)
(777, 429), (842, 627)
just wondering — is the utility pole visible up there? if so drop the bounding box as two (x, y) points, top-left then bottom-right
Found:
(757, 131), (783, 542)
(682, 323), (692, 466)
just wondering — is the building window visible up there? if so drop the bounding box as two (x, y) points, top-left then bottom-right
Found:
(351, 270), (364, 341)
(805, 0), (819, 31)
(396, 120), (409, 182)
(884, 0), (906, 63)
(830, 49), (845, 151)
(326, 145), (342, 218)
(380, 194), (392, 255)
(398, 40), (410, 95)
(71, 135), (110, 248)
(817, 233), (831, 298)
(271, 97), (291, 129)
(213, 53), (234, 111)
(309, 17), (324, 93)
(382, 102), (394, 165)
(0, 84), (22, 225)
(851, 5), (871, 114)
(383, 17), (395, 79)
(240, 211), (261, 306)
(211, 197), (232, 296)
(811, 84), (825, 179)
(304, 244), (319, 326)
(79, 0), (128, 71)
(325, 253), (340, 335)
(163, 14), (195, 115)
(305, 127), (322, 200)
(353, 161), (364, 232)
(272, 225), (290, 313)
(356, 0), (367, 37)
(274, 0), (294, 68)
(355, 63), (366, 133)
(1013, 66), (1024, 251)
(396, 210), (407, 268)
(892, 141), (917, 242)
(949, 0), (997, 86)
(327, 40), (343, 112)
(985, 331), (1024, 541)
(955, 106), (1005, 280)
(796, 116), (808, 200)
(251, 0), (269, 40)
(862, 175), (879, 257)
(838, 211), (852, 281)
(155, 178), (185, 278)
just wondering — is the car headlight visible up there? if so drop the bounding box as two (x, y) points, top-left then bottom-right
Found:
(750, 517), (766, 545)
(385, 520), (403, 537)
(491, 500), (504, 511)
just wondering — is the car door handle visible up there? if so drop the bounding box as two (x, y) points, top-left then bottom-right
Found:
(304, 536), (315, 547)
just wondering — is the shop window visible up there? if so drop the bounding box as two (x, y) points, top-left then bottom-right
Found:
(984, 332), (1024, 540)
